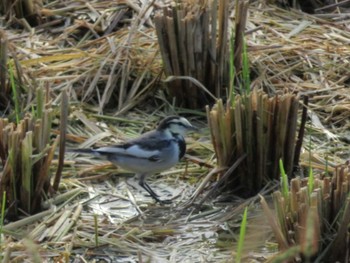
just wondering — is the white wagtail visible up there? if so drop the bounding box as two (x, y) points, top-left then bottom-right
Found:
(72, 116), (197, 203)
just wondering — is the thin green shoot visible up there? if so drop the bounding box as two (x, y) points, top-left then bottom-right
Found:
(9, 63), (20, 124)
(279, 159), (289, 201)
(31, 104), (35, 117)
(36, 87), (44, 119)
(241, 35), (250, 95)
(0, 191), (6, 245)
(306, 128), (314, 194)
(308, 127), (312, 168)
(308, 167), (314, 195)
(229, 29), (235, 104)
(0, 36), (7, 96)
(325, 154), (329, 177)
(236, 207), (248, 263)
(268, 245), (301, 263)
(22, 132), (33, 213)
(94, 213), (99, 247)
(8, 147), (18, 217)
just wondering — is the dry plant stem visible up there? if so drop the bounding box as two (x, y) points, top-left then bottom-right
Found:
(2, 208), (54, 233)
(260, 195), (289, 250)
(197, 153), (247, 207)
(31, 136), (58, 212)
(73, 111), (103, 134)
(186, 167), (227, 207)
(0, 30), (8, 96)
(53, 90), (68, 191)
(315, 0), (350, 11)
(233, 0), (249, 73)
(184, 154), (214, 169)
(216, 0), (229, 93)
(300, 203), (320, 257)
(327, 196), (350, 261)
(293, 95), (308, 173)
(41, 188), (84, 209)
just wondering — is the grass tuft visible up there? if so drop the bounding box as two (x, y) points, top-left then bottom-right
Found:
(155, 0), (229, 108)
(206, 91), (303, 197)
(236, 207), (248, 263)
(263, 163), (350, 261)
(0, 87), (66, 220)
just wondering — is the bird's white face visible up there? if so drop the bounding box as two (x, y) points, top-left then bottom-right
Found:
(166, 117), (196, 136)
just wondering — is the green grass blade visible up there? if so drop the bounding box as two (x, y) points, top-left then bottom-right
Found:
(94, 213), (99, 247)
(308, 167), (314, 194)
(36, 87), (44, 119)
(269, 245), (301, 263)
(9, 63), (20, 124)
(0, 191), (6, 244)
(325, 155), (329, 177)
(53, 90), (68, 191)
(242, 35), (250, 94)
(22, 131), (33, 213)
(279, 159), (289, 201)
(236, 207), (248, 263)
(8, 146), (18, 217)
(0, 33), (7, 95)
(229, 30), (235, 103)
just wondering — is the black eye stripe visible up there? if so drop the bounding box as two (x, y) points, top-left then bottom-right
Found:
(157, 116), (191, 130)
(167, 122), (190, 129)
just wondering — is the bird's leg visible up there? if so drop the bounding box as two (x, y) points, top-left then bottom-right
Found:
(139, 173), (159, 197)
(139, 174), (171, 204)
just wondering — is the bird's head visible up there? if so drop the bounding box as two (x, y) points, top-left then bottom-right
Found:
(157, 116), (197, 136)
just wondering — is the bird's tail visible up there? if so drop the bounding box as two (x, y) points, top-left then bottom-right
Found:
(67, 148), (96, 154)
(67, 148), (107, 160)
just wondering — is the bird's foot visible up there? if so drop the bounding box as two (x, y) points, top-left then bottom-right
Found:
(140, 180), (172, 204)
(148, 193), (172, 204)
(156, 198), (172, 205)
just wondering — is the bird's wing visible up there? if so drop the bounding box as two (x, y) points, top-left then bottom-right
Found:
(95, 144), (160, 159)
(94, 135), (173, 161)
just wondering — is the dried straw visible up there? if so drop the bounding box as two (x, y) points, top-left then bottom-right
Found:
(1, 0), (350, 262)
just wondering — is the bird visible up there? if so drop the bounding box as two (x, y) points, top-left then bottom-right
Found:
(71, 116), (197, 203)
